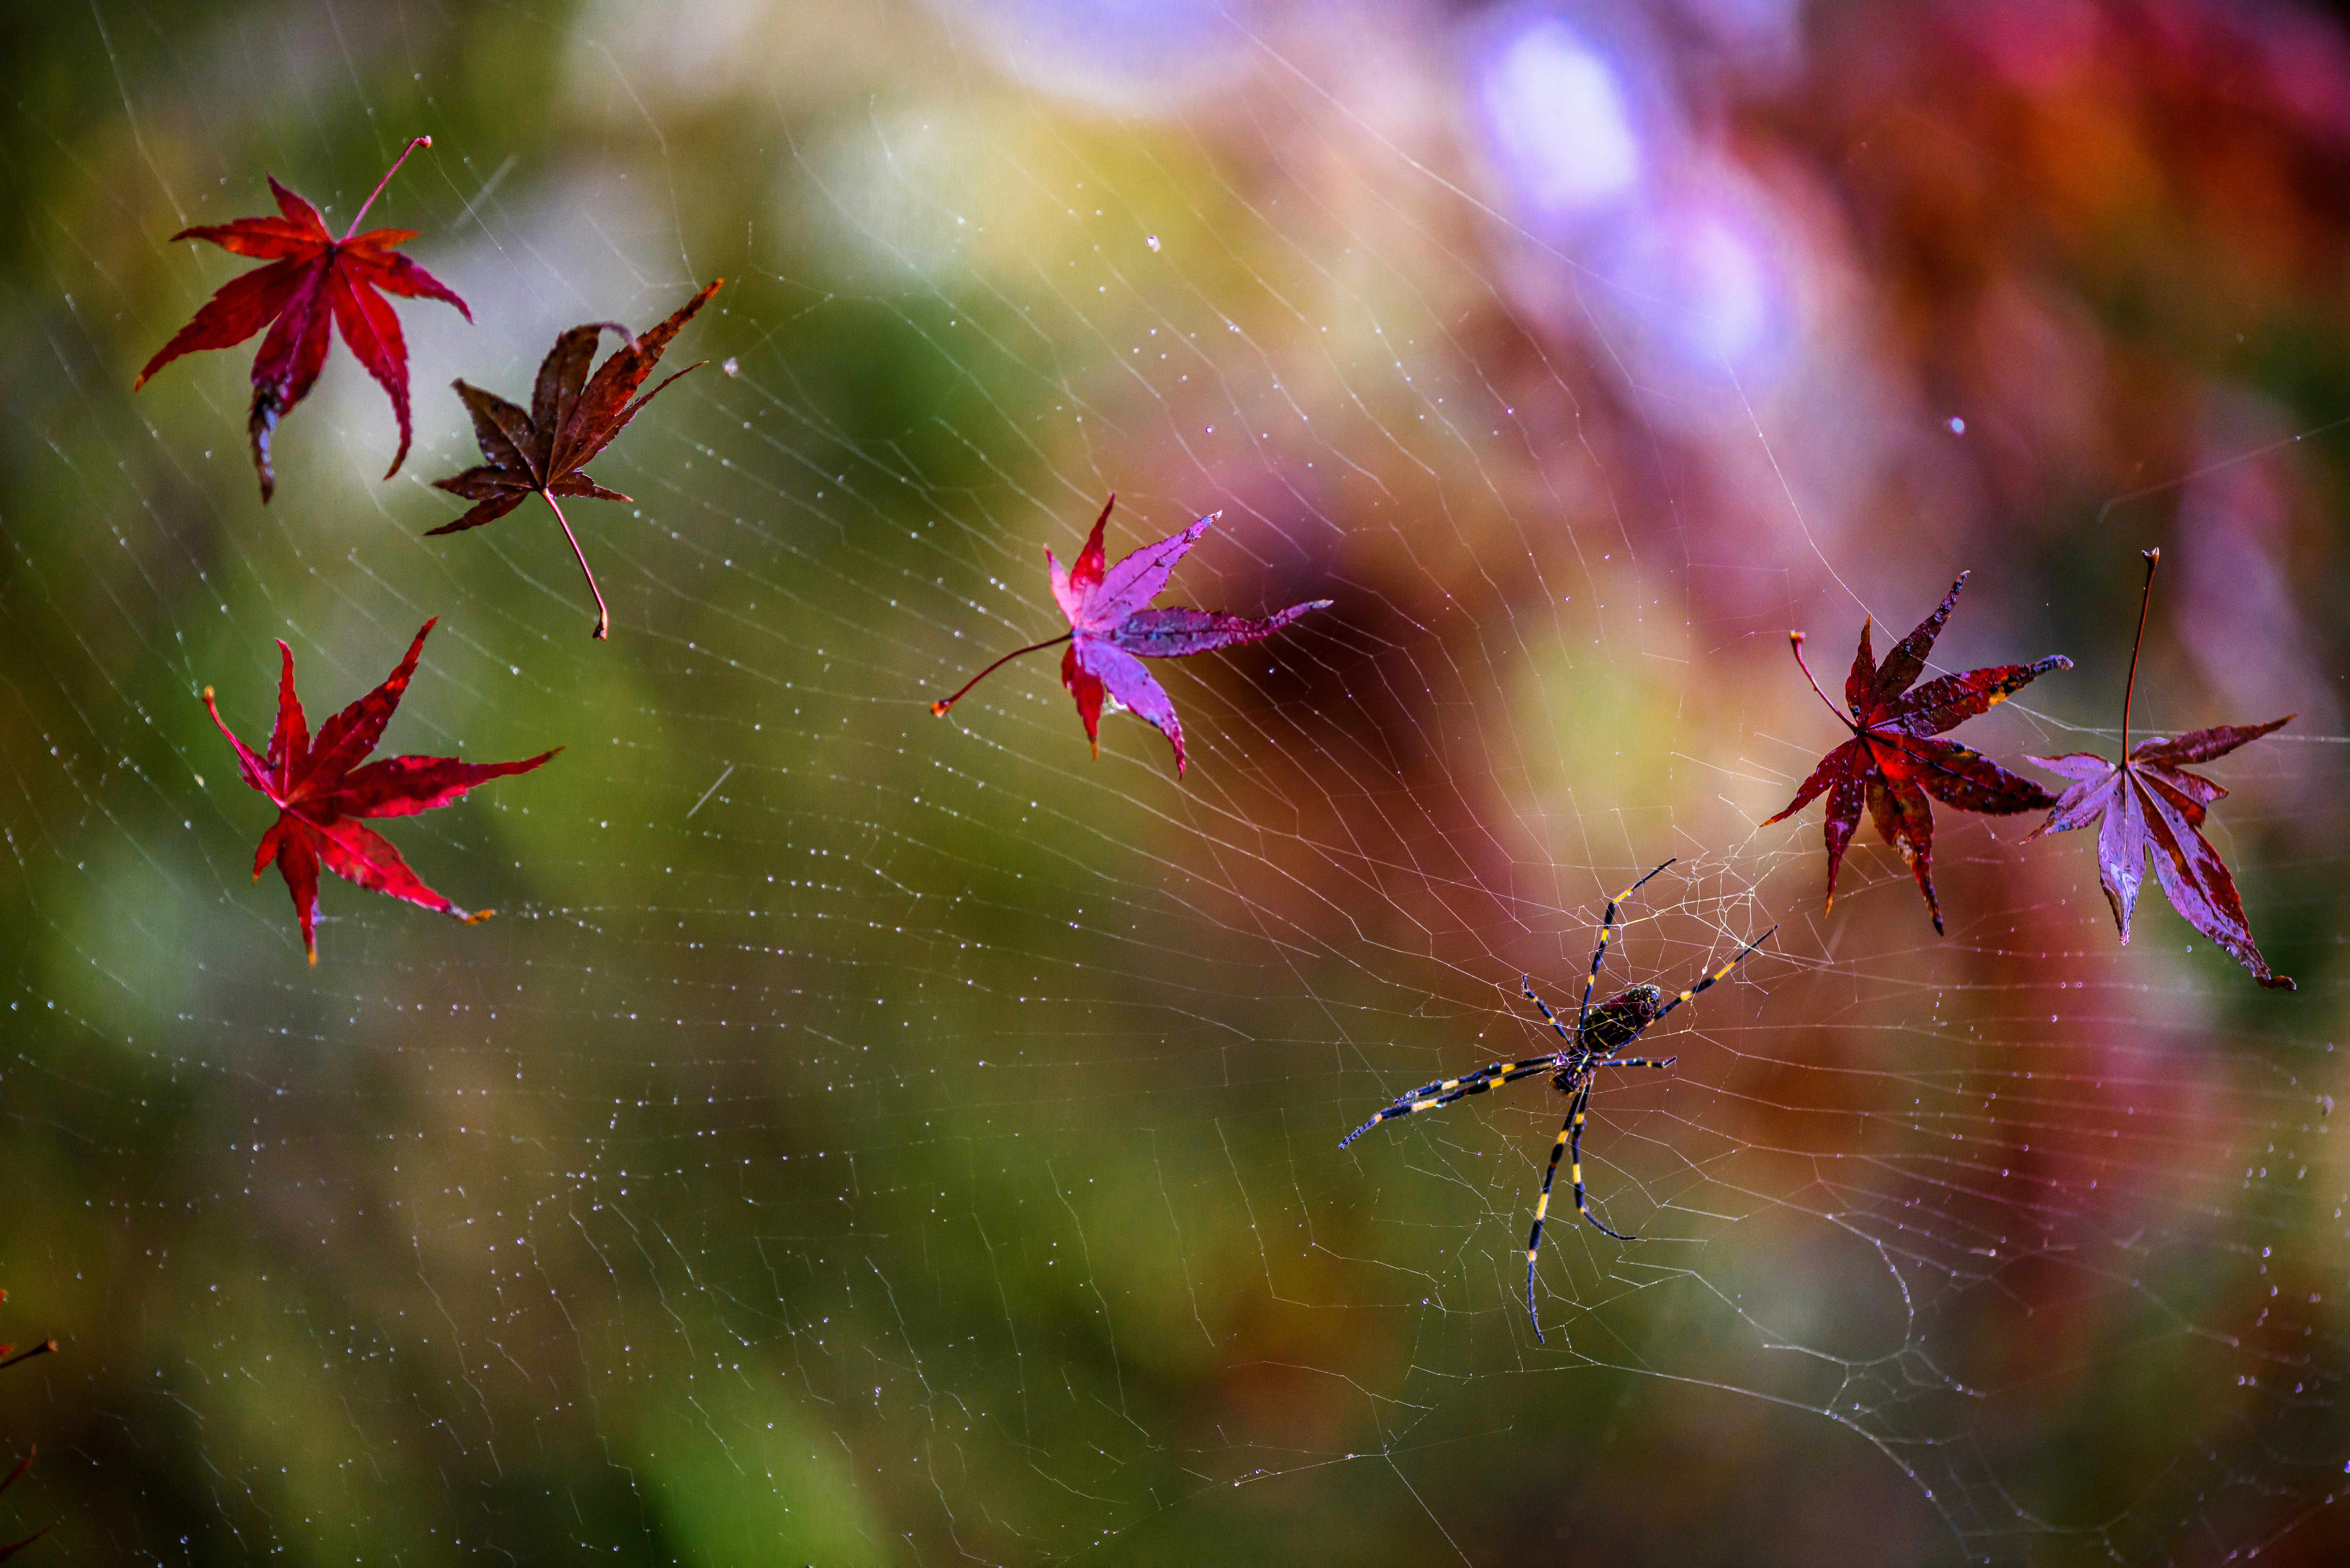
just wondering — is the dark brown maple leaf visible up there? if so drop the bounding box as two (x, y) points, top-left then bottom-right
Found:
(428, 279), (722, 639)
(134, 136), (469, 502)
(204, 618), (557, 963)
(1766, 573), (2070, 932)
(2025, 550), (2294, 990)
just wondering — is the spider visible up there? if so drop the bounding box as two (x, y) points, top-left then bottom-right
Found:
(1340, 858), (1774, 1339)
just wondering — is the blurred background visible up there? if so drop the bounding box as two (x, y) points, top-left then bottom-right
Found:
(2, 0), (2346, 1561)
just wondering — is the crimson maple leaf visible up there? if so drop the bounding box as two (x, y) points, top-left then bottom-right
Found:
(2025, 550), (2294, 990)
(426, 279), (721, 640)
(203, 618), (556, 963)
(134, 136), (469, 502)
(1766, 573), (2070, 932)
(929, 495), (1332, 776)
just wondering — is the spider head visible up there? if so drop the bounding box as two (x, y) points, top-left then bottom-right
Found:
(1583, 984), (1666, 1055)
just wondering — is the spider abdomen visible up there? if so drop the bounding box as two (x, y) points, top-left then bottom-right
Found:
(1582, 984), (1666, 1053)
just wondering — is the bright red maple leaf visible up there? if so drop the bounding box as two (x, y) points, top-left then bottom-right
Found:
(1766, 573), (2069, 932)
(929, 495), (1332, 776)
(427, 279), (721, 640)
(203, 618), (556, 963)
(2025, 550), (2294, 990)
(134, 136), (469, 502)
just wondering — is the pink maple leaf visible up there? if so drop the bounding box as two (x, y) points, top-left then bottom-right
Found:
(930, 495), (1332, 777)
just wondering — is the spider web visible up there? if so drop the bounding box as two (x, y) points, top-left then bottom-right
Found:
(2, 1), (2346, 1562)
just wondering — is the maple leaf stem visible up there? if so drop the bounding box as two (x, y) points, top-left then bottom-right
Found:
(541, 490), (610, 640)
(2122, 548), (2157, 756)
(344, 135), (433, 241)
(1787, 632), (1855, 728)
(201, 685), (235, 746)
(929, 632), (1075, 717)
(200, 683), (273, 796)
(0, 1444), (33, 1499)
(0, 1341), (55, 1374)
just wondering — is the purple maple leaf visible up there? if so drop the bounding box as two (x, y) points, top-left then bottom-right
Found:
(931, 495), (1332, 776)
(2022, 550), (2295, 990)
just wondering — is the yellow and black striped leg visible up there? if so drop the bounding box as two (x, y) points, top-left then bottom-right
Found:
(1525, 1082), (1612, 1340)
(1565, 1082), (1634, 1243)
(1604, 1056), (1675, 1073)
(1569, 859), (1679, 1037)
(1339, 1056), (1553, 1147)
(1522, 978), (1570, 1043)
(1643, 926), (1778, 1030)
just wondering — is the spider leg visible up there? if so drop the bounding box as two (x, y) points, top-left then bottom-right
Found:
(1575, 858), (1677, 1037)
(1642, 925), (1777, 1032)
(1602, 1056), (1675, 1071)
(1526, 1080), (1630, 1340)
(1521, 977), (1573, 1044)
(1565, 1080), (1635, 1245)
(1339, 1054), (1553, 1147)
(1525, 1088), (1578, 1341)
